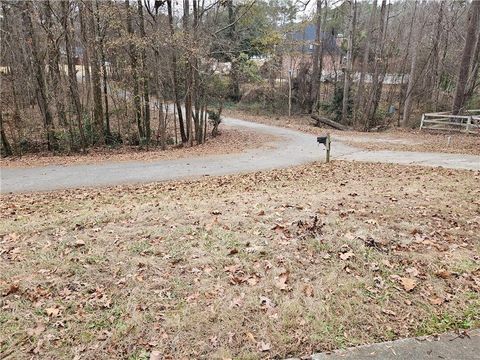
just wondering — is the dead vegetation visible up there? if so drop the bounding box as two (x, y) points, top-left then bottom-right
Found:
(0, 127), (276, 168)
(1, 162), (479, 359)
(224, 109), (480, 156)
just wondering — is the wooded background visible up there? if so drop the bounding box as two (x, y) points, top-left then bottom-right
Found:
(0, 0), (479, 155)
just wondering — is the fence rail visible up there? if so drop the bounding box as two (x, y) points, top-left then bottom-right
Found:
(420, 110), (480, 134)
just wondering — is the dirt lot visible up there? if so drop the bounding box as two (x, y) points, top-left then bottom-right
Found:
(1, 161), (479, 359)
(0, 126), (276, 168)
(224, 110), (480, 155)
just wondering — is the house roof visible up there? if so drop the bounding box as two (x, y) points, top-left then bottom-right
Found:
(287, 23), (342, 55)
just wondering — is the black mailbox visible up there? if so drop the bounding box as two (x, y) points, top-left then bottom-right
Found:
(316, 134), (331, 162)
(317, 136), (328, 145)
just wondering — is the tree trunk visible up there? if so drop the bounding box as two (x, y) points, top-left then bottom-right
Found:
(341, 0), (355, 124)
(430, 0), (445, 111)
(465, 26), (480, 103)
(402, 34), (420, 127)
(125, 0), (144, 142)
(397, 0), (417, 125)
(167, 0), (187, 143)
(87, 0), (105, 144)
(228, 0), (240, 101)
(137, 0), (151, 145)
(452, 1), (480, 115)
(184, 0), (194, 147)
(96, 0), (111, 140)
(44, 1), (68, 130)
(365, 0), (387, 128)
(309, 0), (322, 113)
(0, 112), (13, 157)
(153, 13), (166, 150)
(78, 1), (92, 109)
(62, 0), (87, 152)
(354, 0), (377, 123)
(21, 1), (57, 151)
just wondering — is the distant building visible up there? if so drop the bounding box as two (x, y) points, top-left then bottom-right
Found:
(283, 23), (344, 80)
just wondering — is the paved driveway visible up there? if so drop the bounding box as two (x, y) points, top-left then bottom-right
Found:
(1, 117), (479, 193)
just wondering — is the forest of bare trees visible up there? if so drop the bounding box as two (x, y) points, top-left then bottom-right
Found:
(0, 0), (479, 156)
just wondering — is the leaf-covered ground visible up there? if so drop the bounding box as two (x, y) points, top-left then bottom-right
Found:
(0, 127), (276, 168)
(1, 161), (479, 359)
(225, 109), (480, 155)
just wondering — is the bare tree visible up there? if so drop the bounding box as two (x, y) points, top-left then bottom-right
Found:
(452, 1), (480, 114)
(125, 0), (144, 141)
(87, 0), (105, 144)
(310, 0), (323, 113)
(62, 0), (87, 151)
(341, 0), (355, 123)
(21, 1), (58, 151)
(354, 0), (377, 125)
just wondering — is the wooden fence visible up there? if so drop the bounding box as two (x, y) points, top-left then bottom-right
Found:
(420, 110), (480, 134)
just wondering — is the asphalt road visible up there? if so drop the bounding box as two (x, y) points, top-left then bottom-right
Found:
(1, 116), (479, 193)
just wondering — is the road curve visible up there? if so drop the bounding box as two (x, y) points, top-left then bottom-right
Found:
(1, 116), (479, 193)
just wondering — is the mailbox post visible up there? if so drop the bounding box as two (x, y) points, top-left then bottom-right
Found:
(317, 134), (331, 163)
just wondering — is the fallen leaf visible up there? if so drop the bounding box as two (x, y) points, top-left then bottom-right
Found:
(246, 332), (256, 343)
(399, 277), (417, 292)
(381, 309), (397, 316)
(260, 296), (276, 310)
(382, 259), (394, 269)
(45, 307), (60, 317)
(258, 341), (271, 352)
(429, 296), (443, 305)
(436, 270), (452, 279)
(3, 283), (19, 296)
(339, 251), (354, 261)
(303, 284), (314, 297)
(149, 350), (162, 360)
(26, 324), (46, 337)
(210, 335), (218, 347)
(74, 239), (86, 247)
(275, 271), (290, 291)
(406, 267), (419, 277)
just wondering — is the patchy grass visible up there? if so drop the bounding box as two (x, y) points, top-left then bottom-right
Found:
(1, 162), (479, 359)
(224, 109), (480, 155)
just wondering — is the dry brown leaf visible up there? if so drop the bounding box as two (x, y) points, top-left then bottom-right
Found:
(381, 309), (397, 316)
(429, 296), (443, 305)
(260, 296), (276, 310)
(26, 324), (46, 337)
(275, 271), (290, 291)
(339, 251), (354, 261)
(303, 284), (314, 297)
(406, 267), (419, 277)
(382, 259), (394, 269)
(399, 277), (417, 292)
(258, 341), (271, 352)
(45, 307), (60, 317)
(436, 270), (452, 279)
(246, 332), (256, 343)
(74, 239), (85, 247)
(149, 350), (162, 360)
(4, 283), (19, 296)
(228, 248), (239, 255)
